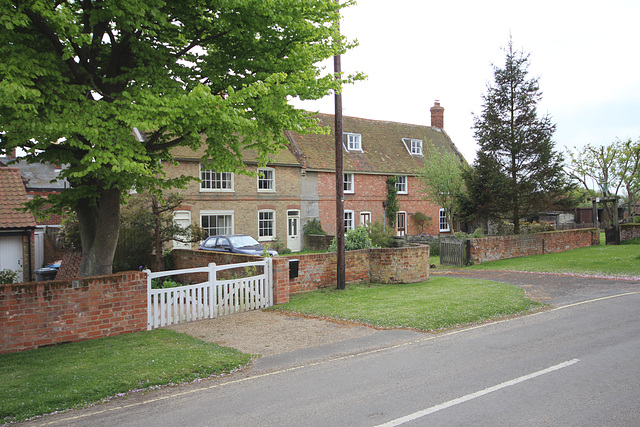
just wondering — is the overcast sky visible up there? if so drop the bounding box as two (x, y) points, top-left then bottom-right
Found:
(292, 0), (640, 165)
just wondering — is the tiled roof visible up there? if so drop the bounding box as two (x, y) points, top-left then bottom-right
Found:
(171, 139), (301, 166)
(286, 114), (465, 175)
(0, 167), (37, 229)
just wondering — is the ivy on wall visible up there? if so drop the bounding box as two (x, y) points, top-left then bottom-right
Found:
(386, 176), (399, 228)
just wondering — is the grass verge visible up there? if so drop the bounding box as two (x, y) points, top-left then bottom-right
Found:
(466, 237), (640, 277)
(0, 329), (252, 424)
(269, 277), (545, 331)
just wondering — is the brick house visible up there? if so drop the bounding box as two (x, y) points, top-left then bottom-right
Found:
(286, 101), (464, 237)
(165, 145), (305, 252)
(167, 101), (463, 251)
(0, 167), (37, 282)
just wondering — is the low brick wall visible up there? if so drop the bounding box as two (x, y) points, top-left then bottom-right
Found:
(620, 224), (640, 241)
(469, 228), (598, 264)
(1, 271), (147, 354)
(172, 245), (431, 304)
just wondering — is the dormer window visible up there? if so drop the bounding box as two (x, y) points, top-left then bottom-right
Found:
(403, 138), (423, 156)
(345, 133), (362, 151)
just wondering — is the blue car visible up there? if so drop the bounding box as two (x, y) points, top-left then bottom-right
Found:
(199, 235), (278, 256)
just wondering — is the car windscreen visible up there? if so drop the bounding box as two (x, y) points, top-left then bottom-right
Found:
(229, 235), (259, 247)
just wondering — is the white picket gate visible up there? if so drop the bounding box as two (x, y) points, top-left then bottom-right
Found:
(145, 259), (273, 330)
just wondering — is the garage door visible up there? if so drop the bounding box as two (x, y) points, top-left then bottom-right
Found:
(0, 236), (23, 282)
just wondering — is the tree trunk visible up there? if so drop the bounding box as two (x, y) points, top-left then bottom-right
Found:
(76, 188), (121, 277)
(152, 197), (164, 271)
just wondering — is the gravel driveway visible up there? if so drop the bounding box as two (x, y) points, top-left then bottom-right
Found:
(167, 270), (639, 357)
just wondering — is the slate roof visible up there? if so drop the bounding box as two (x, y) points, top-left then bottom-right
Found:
(286, 113), (465, 175)
(0, 167), (37, 229)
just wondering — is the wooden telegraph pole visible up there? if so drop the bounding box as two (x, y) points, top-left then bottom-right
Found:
(334, 2), (345, 290)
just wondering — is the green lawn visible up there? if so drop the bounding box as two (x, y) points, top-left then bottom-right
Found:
(269, 277), (544, 331)
(465, 237), (640, 277)
(0, 329), (252, 424)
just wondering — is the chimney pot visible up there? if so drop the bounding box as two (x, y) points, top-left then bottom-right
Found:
(430, 101), (444, 129)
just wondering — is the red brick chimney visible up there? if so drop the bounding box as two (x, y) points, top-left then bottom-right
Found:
(430, 101), (444, 129)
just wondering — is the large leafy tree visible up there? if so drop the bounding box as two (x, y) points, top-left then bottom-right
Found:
(0, 0), (358, 276)
(472, 39), (569, 234)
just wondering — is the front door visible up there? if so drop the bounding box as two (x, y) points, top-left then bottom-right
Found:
(0, 235), (24, 282)
(396, 212), (406, 236)
(173, 211), (192, 249)
(287, 210), (301, 252)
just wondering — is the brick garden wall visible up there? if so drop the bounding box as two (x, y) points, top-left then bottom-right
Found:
(469, 228), (598, 264)
(620, 224), (640, 241)
(0, 271), (147, 354)
(172, 245), (431, 304)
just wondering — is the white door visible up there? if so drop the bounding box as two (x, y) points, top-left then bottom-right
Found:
(0, 236), (24, 282)
(173, 211), (192, 249)
(287, 210), (301, 252)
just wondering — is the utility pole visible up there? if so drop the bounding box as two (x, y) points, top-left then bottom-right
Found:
(334, 2), (345, 290)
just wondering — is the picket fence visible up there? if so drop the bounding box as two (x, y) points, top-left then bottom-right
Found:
(146, 259), (273, 330)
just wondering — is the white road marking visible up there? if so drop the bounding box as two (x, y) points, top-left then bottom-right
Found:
(376, 358), (581, 427)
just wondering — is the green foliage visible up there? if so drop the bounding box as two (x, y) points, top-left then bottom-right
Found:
(0, 269), (18, 284)
(329, 226), (374, 252)
(0, 1), (362, 276)
(151, 278), (184, 289)
(163, 250), (175, 271)
(385, 177), (399, 228)
(0, 329), (251, 423)
(366, 220), (394, 248)
(496, 220), (556, 235)
(471, 39), (571, 234)
(303, 218), (326, 235)
(280, 248), (293, 255)
(635, 216), (640, 224)
(411, 212), (432, 234)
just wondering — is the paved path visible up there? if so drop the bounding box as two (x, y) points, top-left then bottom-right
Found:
(430, 269), (640, 306)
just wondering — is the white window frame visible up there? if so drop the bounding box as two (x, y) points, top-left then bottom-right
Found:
(360, 211), (371, 227)
(344, 173), (354, 194)
(200, 210), (234, 237)
(344, 210), (355, 232)
(439, 208), (450, 232)
(395, 176), (408, 194)
(257, 167), (275, 192)
(258, 209), (276, 241)
(345, 133), (363, 152)
(402, 138), (423, 156)
(200, 164), (234, 192)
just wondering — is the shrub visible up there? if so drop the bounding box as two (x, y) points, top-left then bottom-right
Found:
(411, 212), (432, 234)
(303, 218), (326, 235)
(0, 269), (18, 284)
(329, 226), (374, 251)
(367, 220), (393, 248)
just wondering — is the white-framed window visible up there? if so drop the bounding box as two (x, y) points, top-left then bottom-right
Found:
(402, 138), (423, 156)
(257, 167), (275, 192)
(360, 211), (371, 227)
(344, 173), (354, 194)
(439, 208), (450, 232)
(395, 176), (408, 194)
(397, 211), (406, 236)
(201, 210), (234, 237)
(345, 133), (362, 151)
(344, 210), (355, 232)
(258, 209), (276, 241)
(200, 165), (233, 192)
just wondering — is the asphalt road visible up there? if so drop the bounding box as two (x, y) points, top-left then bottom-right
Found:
(24, 273), (640, 427)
